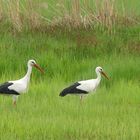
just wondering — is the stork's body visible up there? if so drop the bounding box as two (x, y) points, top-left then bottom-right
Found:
(59, 66), (109, 99)
(0, 60), (44, 105)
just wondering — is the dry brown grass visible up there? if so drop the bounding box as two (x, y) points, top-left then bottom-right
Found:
(126, 40), (140, 53)
(76, 34), (98, 48)
(0, 0), (42, 32)
(26, 0), (42, 30)
(95, 0), (117, 29)
(7, 0), (23, 32)
(0, 0), (138, 32)
(49, 0), (118, 31)
(0, 0), (3, 21)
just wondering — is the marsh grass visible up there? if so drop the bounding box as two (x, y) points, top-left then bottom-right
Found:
(8, 0), (22, 32)
(0, 29), (139, 139)
(0, 74), (139, 140)
(0, 0), (140, 32)
(0, 1), (140, 139)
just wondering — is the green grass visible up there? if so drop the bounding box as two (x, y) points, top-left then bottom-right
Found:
(0, 1), (140, 139)
(0, 26), (139, 140)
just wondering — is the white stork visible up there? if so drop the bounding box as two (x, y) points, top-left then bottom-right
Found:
(0, 59), (44, 105)
(59, 66), (109, 100)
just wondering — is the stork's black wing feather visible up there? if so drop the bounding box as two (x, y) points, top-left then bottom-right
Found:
(59, 82), (88, 97)
(0, 82), (20, 95)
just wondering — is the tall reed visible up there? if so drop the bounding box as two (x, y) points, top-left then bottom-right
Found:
(0, 0), (134, 32)
(0, 0), (3, 21)
(7, 0), (22, 32)
(26, 0), (41, 30)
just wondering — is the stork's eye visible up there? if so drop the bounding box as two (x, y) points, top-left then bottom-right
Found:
(31, 61), (34, 64)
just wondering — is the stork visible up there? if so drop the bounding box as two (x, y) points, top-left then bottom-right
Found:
(0, 59), (44, 105)
(59, 66), (109, 100)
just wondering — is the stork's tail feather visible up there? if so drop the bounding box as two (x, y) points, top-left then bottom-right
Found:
(59, 90), (68, 97)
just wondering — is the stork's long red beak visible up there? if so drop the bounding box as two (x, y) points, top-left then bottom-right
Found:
(33, 64), (44, 74)
(101, 71), (109, 80)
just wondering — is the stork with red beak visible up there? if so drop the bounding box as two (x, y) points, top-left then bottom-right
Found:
(59, 66), (109, 100)
(0, 59), (44, 105)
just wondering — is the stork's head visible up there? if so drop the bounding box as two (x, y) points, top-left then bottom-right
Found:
(96, 66), (109, 80)
(28, 59), (44, 73)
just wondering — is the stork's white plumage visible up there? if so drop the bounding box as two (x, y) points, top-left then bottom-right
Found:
(59, 66), (109, 100)
(0, 59), (44, 105)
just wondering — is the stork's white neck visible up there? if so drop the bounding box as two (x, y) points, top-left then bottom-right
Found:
(23, 65), (32, 82)
(96, 70), (101, 82)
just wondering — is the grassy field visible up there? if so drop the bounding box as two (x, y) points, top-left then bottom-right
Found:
(0, 0), (140, 140)
(0, 28), (139, 140)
